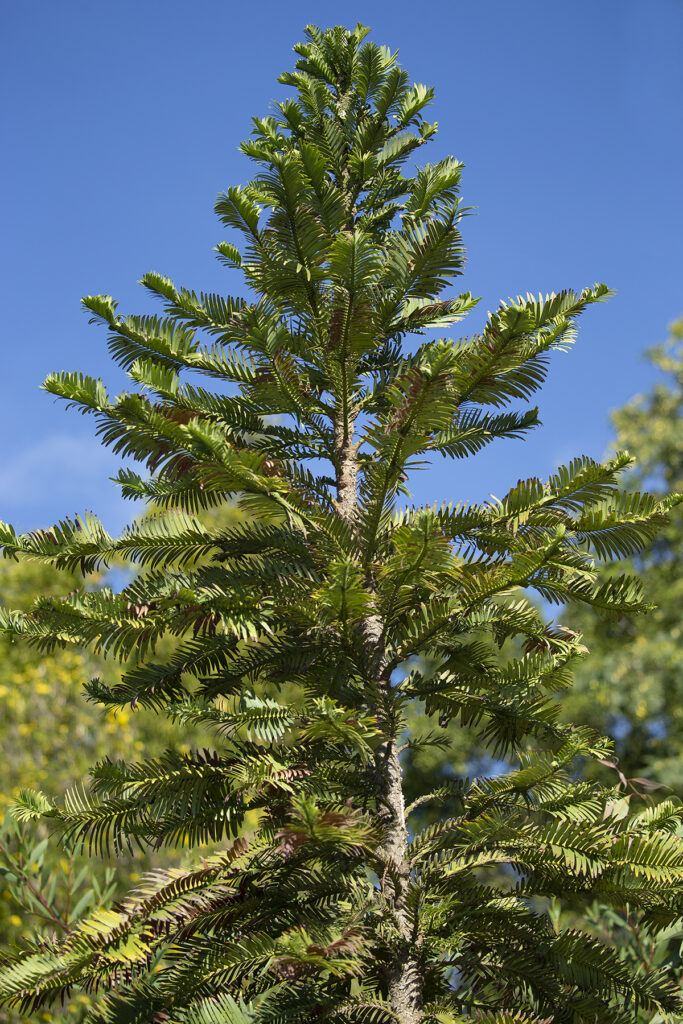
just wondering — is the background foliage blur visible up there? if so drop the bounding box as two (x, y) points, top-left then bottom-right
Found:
(563, 317), (683, 1004)
(0, 558), (187, 1022)
(0, 500), (250, 1021)
(401, 317), (683, 1014)
(404, 316), (683, 808)
(564, 317), (683, 792)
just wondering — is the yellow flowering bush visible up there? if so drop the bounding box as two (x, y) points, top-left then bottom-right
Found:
(0, 559), (190, 1023)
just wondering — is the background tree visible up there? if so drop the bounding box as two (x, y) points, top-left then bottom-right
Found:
(0, 557), (190, 1024)
(0, 560), (118, 1024)
(404, 319), (683, 834)
(562, 317), (683, 790)
(552, 317), (683, 1009)
(0, 24), (681, 1024)
(0, 507), (245, 1024)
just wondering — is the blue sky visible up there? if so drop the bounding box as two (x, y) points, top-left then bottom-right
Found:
(1, 0), (681, 533)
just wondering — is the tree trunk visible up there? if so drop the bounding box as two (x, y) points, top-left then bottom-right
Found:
(334, 420), (422, 1023)
(362, 614), (422, 1024)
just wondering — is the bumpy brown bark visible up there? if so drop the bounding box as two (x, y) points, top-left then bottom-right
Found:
(334, 417), (422, 1023)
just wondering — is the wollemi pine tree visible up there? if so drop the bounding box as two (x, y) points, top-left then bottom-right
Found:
(0, 23), (681, 1024)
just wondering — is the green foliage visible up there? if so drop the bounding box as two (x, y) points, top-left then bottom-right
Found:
(563, 317), (683, 789)
(0, 559), (154, 1024)
(0, 551), (221, 1023)
(0, 24), (681, 1024)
